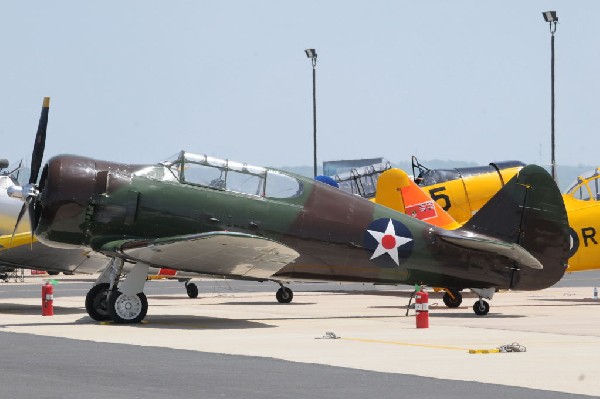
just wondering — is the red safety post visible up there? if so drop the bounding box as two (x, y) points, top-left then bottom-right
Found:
(42, 281), (54, 316)
(415, 289), (429, 328)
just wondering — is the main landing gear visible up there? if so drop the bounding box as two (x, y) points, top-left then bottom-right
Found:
(275, 283), (293, 303)
(85, 258), (150, 324)
(442, 289), (462, 308)
(440, 287), (494, 315)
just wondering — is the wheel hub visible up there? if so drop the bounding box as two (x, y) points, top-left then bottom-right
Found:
(115, 294), (142, 320)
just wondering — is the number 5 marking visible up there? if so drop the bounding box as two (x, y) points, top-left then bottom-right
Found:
(429, 187), (451, 211)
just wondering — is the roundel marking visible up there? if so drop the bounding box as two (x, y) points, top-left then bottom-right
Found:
(364, 218), (414, 266)
(568, 227), (579, 259)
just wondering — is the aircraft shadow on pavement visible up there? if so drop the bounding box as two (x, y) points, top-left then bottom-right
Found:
(147, 296), (317, 306)
(427, 312), (524, 319)
(149, 296), (205, 301)
(96, 314), (276, 330)
(537, 298), (600, 304)
(323, 290), (478, 299)
(367, 305), (525, 319)
(0, 303), (84, 316)
(211, 301), (316, 306)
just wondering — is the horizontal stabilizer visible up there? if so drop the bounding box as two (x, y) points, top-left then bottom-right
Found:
(99, 232), (300, 280)
(436, 231), (543, 270)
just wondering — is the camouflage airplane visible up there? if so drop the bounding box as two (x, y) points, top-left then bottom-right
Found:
(7, 98), (570, 323)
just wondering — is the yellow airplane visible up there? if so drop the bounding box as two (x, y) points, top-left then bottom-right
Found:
(410, 157), (524, 223)
(560, 168), (600, 272)
(408, 158), (598, 272)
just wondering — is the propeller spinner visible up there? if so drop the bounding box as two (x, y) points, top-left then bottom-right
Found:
(8, 97), (50, 242)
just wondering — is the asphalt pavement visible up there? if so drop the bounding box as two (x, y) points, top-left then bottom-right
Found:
(1, 270), (600, 398)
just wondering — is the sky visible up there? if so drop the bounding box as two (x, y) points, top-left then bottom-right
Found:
(1, 1), (598, 171)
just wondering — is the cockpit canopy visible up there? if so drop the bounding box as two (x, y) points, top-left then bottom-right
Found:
(415, 161), (525, 186)
(154, 151), (303, 199)
(565, 168), (600, 201)
(331, 161), (391, 198)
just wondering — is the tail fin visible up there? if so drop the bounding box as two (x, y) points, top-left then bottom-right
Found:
(375, 168), (461, 230)
(459, 164), (569, 290)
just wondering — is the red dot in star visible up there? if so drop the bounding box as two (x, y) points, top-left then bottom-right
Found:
(381, 234), (396, 250)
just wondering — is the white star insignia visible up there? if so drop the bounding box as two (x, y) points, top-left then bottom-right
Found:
(367, 219), (413, 266)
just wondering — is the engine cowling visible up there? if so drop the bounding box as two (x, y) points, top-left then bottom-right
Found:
(35, 155), (98, 248)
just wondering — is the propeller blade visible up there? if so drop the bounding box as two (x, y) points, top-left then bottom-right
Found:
(27, 197), (36, 242)
(29, 97), (50, 185)
(9, 202), (28, 246)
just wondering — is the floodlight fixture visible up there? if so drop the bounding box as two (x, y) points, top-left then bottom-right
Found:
(542, 11), (558, 34)
(305, 49), (317, 67)
(542, 11), (557, 23)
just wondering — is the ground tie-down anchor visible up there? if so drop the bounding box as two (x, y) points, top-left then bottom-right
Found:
(315, 332), (340, 339)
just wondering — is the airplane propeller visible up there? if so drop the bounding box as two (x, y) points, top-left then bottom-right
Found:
(8, 97), (50, 243)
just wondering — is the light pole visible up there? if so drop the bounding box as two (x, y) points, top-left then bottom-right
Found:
(542, 11), (558, 182)
(305, 48), (318, 177)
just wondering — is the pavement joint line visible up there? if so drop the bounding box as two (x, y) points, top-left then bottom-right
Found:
(342, 337), (468, 351)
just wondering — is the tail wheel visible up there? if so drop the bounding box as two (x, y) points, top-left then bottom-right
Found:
(85, 283), (111, 321)
(276, 287), (293, 304)
(473, 300), (490, 316)
(442, 289), (462, 308)
(108, 290), (148, 323)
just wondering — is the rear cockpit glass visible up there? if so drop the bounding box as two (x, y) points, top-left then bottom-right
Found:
(226, 170), (264, 196)
(159, 151), (302, 199)
(265, 171), (302, 198)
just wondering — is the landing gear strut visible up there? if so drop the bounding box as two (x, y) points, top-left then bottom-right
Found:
(85, 258), (150, 324)
(275, 284), (293, 303)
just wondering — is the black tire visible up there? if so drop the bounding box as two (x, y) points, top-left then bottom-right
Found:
(276, 287), (293, 304)
(85, 283), (111, 321)
(186, 283), (199, 298)
(108, 290), (148, 324)
(473, 300), (490, 316)
(47, 271), (60, 276)
(442, 290), (462, 308)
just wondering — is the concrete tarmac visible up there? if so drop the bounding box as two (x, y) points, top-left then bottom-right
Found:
(0, 273), (600, 398)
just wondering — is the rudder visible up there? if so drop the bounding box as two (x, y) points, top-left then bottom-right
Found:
(460, 165), (569, 290)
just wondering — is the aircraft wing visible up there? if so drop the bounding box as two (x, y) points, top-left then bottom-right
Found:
(0, 232), (109, 274)
(100, 232), (300, 280)
(435, 230), (543, 270)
